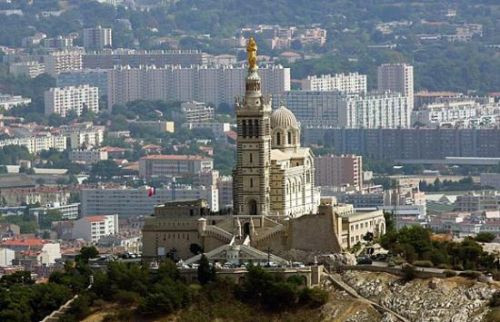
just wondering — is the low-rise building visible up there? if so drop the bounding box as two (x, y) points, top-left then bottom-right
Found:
(0, 248), (15, 267)
(340, 209), (386, 248)
(183, 122), (231, 138)
(58, 123), (105, 149)
(480, 173), (500, 190)
(73, 214), (119, 243)
(139, 155), (213, 179)
(9, 61), (45, 78)
(1, 239), (61, 265)
(130, 120), (175, 133)
(180, 101), (214, 123)
(454, 191), (500, 212)
(0, 94), (31, 110)
(0, 134), (66, 154)
(29, 202), (80, 221)
(69, 149), (108, 164)
(0, 187), (71, 207)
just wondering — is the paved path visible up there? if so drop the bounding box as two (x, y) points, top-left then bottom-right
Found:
(325, 273), (410, 322)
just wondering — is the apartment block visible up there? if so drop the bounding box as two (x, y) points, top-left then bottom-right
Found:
(302, 73), (367, 93)
(275, 91), (411, 128)
(44, 50), (82, 76)
(9, 61), (45, 78)
(44, 85), (99, 117)
(315, 154), (363, 189)
(43, 36), (74, 49)
(83, 26), (112, 50)
(302, 127), (500, 160)
(56, 69), (109, 97)
(0, 134), (66, 154)
(377, 63), (414, 109)
(82, 49), (209, 69)
(0, 94), (31, 110)
(80, 185), (219, 216)
(73, 214), (119, 243)
(59, 123), (106, 149)
(139, 155), (214, 178)
(454, 191), (500, 212)
(180, 101), (214, 123)
(69, 149), (108, 164)
(107, 64), (290, 108)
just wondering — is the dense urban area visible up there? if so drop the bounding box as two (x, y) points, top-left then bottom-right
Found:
(0, 0), (499, 321)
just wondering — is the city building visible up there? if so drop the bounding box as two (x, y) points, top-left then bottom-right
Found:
(29, 202), (80, 221)
(301, 73), (367, 93)
(44, 85), (99, 117)
(83, 26), (112, 50)
(82, 49), (209, 69)
(69, 149), (108, 164)
(107, 64), (290, 108)
(1, 239), (61, 265)
(0, 94), (31, 110)
(139, 155), (213, 179)
(480, 173), (500, 190)
(180, 101), (214, 123)
(315, 154), (363, 189)
(59, 122), (105, 149)
(72, 214), (119, 243)
(142, 39), (385, 261)
(0, 187), (71, 207)
(56, 69), (109, 98)
(80, 185), (219, 216)
(44, 50), (82, 76)
(0, 248), (15, 267)
(0, 134), (66, 154)
(454, 191), (500, 212)
(42, 36), (74, 49)
(275, 91), (411, 128)
(9, 61), (45, 78)
(129, 120), (175, 133)
(377, 63), (414, 109)
(183, 122), (231, 138)
(302, 127), (500, 160)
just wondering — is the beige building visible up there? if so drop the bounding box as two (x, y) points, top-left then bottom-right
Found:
(9, 61), (45, 78)
(0, 134), (66, 154)
(44, 50), (82, 76)
(315, 154), (363, 190)
(69, 149), (108, 164)
(181, 101), (214, 123)
(142, 40), (385, 261)
(59, 123), (105, 149)
(139, 155), (214, 179)
(44, 85), (99, 117)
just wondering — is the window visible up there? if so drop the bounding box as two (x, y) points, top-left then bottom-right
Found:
(288, 131), (292, 144)
(242, 120), (247, 137)
(250, 178), (253, 188)
(276, 132), (281, 145)
(249, 153), (253, 163)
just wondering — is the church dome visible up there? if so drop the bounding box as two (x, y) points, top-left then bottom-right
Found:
(271, 106), (299, 129)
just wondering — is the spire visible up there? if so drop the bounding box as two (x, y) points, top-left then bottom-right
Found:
(247, 37), (258, 71)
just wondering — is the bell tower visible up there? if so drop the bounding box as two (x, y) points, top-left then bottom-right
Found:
(233, 38), (272, 216)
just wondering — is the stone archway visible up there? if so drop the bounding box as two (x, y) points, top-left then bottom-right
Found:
(248, 199), (258, 216)
(243, 222), (251, 236)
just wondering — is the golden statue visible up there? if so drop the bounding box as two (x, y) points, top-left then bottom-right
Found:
(247, 37), (258, 70)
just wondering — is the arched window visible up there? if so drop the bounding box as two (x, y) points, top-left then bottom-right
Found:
(250, 178), (254, 188)
(248, 200), (258, 215)
(242, 120), (247, 137)
(276, 132), (281, 145)
(249, 153), (253, 163)
(254, 120), (259, 136)
(248, 119), (253, 137)
(288, 131), (292, 144)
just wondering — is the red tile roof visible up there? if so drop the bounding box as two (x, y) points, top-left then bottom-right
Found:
(84, 215), (107, 222)
(2, 238), (46, 247)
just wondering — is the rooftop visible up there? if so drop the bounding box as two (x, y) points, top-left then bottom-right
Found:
(141, 154), (211, 161)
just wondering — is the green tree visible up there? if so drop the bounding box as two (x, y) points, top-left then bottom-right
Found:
(475, 232), (496, 243)
(197, 254), (216, 285)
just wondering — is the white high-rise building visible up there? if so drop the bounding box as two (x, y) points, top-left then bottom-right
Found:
(377, 63), (414, 109)
(73, 214), (119, 243)
(302, 73), (367, 94)
(107, 64), (290, 109)
(275, 91), (412, 128)
(44, 50), (82, 76)
(44, 85), (99, 117)
(83, 26), (112, 50)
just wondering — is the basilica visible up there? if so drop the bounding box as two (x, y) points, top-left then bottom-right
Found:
(142, 39), (385, 262)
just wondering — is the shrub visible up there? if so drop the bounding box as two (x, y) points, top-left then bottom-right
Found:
(490, 291), (500, 307)
(413, 260), (434, 268)
(286, 275), (306, 286)
(475, 232), (496, 243)
(459, 271), (482, 279)
(443, 270), (457, 277)
(299, 287), (329, 308)
(394, 257), (406, 265)
(113, 290), (140, 304)
(402, 264), (417, 282)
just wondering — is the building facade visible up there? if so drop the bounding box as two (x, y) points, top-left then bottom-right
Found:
(377, 63), (414, 109)
(80, 185), (219, 216)
(83, 26), (112, 50)
(180, 101), (214, 123)
(315, 154), (363, 189)
(0, 134), (66, 154)
(139, 155), (214, 179)
(73, 214), (119, 243)
(56, 69), (109, 98)
(9, 61), (45, 78)
(44, 85), (99, 117)
(301, 73), (367, 93)
(69, 149), (108, 164)
(107, 64), (290, 109)
(44, 50), (82, 76)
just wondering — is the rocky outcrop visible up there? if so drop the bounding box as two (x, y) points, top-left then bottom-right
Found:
(341, 271), (498, 322)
